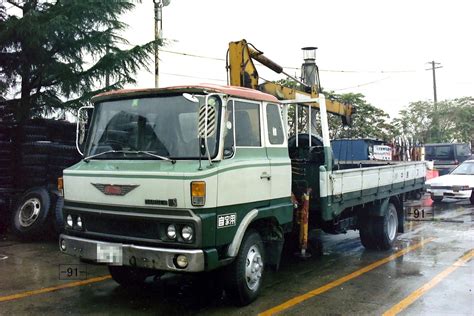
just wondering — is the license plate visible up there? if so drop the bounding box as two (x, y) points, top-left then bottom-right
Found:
(97, 243), (123, 265)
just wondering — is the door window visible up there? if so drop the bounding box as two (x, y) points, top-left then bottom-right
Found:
(266, 104), (284, 145)
(234, 101), (261, 147)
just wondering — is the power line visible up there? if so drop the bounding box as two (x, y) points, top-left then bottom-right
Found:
(159, 49), (418, 74)
(161, 72), (226, 82)
(160, 49), (225, 61)
(334, 76), (391, 91)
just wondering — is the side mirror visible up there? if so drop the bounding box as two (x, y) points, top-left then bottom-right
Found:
(76, 105), (94, 156)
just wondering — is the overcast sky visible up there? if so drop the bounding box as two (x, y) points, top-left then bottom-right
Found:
(121, 0), (474, 118)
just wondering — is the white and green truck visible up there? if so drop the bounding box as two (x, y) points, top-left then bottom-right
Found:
(59, 84), (425, 305)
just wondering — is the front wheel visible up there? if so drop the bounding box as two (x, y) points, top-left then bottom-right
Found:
(470, 191), (474, 205)
(12, 187), (51, 239)
(108, 266), (151, 288)
(225, 230), (264, 306)
(431, 195), (443, 203)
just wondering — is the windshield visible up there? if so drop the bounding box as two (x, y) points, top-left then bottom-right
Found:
(425, 145), (454, 160)
(84, 94), (220, 159)
(451, 161), (474, 175)
(455, 144), (471, 157)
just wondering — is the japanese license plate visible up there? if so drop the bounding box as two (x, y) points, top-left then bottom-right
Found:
(97, 243), (123, 265)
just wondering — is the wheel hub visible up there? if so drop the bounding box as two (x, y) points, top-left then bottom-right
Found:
(387, 205), (398, 242)
(19, 198), (41, 227)
(245, 245), (263, 291)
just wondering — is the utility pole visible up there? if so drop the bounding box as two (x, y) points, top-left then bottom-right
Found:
(426, 61), (442, 142)
(153, 0), (170, 88)
(154, 0), (162, 88)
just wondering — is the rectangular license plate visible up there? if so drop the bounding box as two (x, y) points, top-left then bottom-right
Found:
(97, 243), (123, 265)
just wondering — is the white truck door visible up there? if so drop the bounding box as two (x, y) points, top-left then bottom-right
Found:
(217, 100), (271, 207)
(264, 103), (291, 200)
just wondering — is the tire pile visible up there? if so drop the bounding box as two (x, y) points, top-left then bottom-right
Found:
(0, 115), (81, 237)
(0, 104), (16, 234)
(18, 119), (79, 190)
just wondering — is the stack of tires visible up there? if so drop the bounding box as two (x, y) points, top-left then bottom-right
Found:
(17, 120), (79, 187)
(0, 104), (16, 234)
(10, 119), (81, 238)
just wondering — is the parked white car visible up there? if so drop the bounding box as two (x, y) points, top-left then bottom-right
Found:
(425, 159), (474, 204)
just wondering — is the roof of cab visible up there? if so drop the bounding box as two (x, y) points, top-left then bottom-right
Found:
(91, 84), (279, 103)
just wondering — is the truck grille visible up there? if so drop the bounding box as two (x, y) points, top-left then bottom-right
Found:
(84, 213), (160, 240)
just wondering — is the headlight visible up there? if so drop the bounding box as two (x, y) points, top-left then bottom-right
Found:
(66, 214), (73, 227)
(167, 224), (177, 239)
(76, 216), (83, 229)
(452, 185), (469, 191)
(175, 255), (188, 268)
(181, 225), (193, 241)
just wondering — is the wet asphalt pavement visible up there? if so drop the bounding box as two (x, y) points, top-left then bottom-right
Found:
(0, 195), (473, 315)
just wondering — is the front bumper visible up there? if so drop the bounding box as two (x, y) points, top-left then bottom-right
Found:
(427, 188), (472, 199)
(59, 234), (205, 272)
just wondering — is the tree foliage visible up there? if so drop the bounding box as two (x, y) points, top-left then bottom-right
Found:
(275, 78), (394, 141)
(0, 0), (157, 122)
(393, 97), (473, 143)
(326, 92), (394, 141)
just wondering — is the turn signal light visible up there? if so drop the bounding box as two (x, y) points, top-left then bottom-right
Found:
(191, 181), (206, 206)
(57, 177), (64, 196)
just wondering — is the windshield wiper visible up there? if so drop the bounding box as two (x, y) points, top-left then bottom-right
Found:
(83, 150), (176, 164)
(135, 151), (176, 164)
(83, 150), (121, 162)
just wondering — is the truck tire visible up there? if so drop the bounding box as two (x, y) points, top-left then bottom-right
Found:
(431, 195), (443, 203)
(54, 196), (64, 233)
(225, 229), (264, 306)
(373, 203), (399, 250)
(108, 266), (150, 288)
(21, 154), (49, 166)
(359, 217), (377, 250)
(12, 187), (51, 238)
(470, 191), (474, 205)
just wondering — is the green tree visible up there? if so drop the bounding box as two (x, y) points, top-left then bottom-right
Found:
(0, 0), (157, 122)
(273, 79), (394, 141)
(325, 92), (394, 141)
(392, 97), (473, 143)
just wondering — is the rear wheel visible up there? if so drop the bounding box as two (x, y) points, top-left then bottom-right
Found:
(359, 216), (377, 250)
(373, 203), (399, 250)
(431, 195), (443, 203)
(225, 230), (264, 306)
(359, 202), (399, 250)
(108, 266), (151, 288)
(470, 191), (474, 205)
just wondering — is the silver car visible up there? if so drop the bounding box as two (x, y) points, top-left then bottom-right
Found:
(425, 159), (474, 204)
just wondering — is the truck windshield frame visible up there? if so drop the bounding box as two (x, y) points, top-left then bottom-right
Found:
(84, 94), (221, 160)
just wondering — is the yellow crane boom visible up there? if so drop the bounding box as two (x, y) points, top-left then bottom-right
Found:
(227, 39), (354, 125)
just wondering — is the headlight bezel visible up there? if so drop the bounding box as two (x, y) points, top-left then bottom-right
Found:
(181, 225), (194, 241)
(163, 223), (195, 243)
(166, 224), (177, 240)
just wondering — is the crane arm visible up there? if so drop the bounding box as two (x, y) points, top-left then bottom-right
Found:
(227, 39), (354, 124)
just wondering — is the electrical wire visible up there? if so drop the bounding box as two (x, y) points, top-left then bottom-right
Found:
(159, 49), (417, 74)
(334, 76), (391, 91)
(161, 72), (226, 82)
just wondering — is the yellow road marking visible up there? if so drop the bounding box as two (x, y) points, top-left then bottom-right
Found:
(383, 249), (474, 316)
(259, 238), (435, 316)
(0, 275), (111, 303)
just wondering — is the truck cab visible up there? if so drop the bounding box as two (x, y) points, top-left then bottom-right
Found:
(59, 84), (293, 305)
(59, 83), (426, 306)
